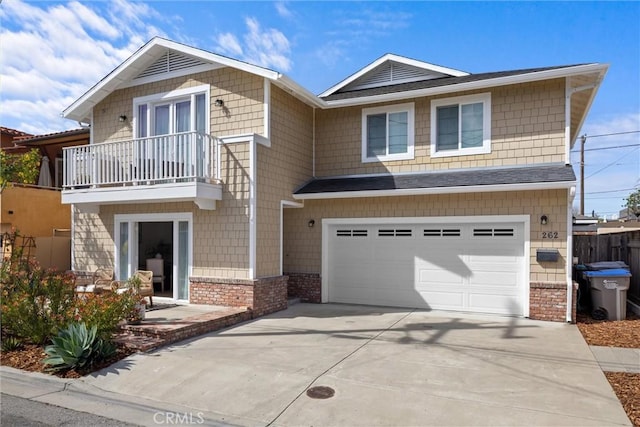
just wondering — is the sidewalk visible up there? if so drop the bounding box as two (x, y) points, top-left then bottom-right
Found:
(590, 346), (640, 373)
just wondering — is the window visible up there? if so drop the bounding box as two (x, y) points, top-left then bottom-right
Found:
(133, 85), (209, 138)
(430, 93), (491, 157)
(362, 103), (414, 162)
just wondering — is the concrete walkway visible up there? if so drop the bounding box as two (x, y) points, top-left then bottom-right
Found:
(1, 304), (634, 427)
(590, 346), (640, 373)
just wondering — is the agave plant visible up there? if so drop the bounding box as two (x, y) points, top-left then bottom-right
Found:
(43, 322), (107, 371)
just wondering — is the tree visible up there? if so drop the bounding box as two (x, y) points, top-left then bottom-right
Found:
(0, 149), (41, 188)
(624, 189), (640, 219)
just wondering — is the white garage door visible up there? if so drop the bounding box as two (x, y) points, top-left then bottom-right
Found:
(327, 220), (525, 315)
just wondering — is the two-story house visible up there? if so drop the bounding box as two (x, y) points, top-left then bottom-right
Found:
(61, 37), (607, 321)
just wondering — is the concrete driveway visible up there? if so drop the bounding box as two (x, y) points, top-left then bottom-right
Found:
(83, 303), (630, 426)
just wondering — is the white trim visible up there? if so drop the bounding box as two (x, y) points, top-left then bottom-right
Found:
(264, 79), (271, 140)
(323, 63), (609, 109)
(114, 212), (193, 301)
(320, 53), (469, 97)
(219, 133), (270, 146)
(321, 215), (530, 317)
(62, 181), (222, 209)
(249, 138), (257, 279)
(71, 204), (76, 270)
(361, 102), (415, 163)
(430, 93), (491, 158)
(293, 180), (576, 200)
(133, 84), (210, 139)
(565, 78), (572, 164)
(280, 200), (304, 275)
(566, 186), (576, 322)
(133, 84), (210, 105)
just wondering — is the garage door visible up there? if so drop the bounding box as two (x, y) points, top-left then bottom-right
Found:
(327, 220), (525, 315)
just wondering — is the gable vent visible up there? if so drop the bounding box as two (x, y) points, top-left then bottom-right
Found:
(341, 61), (446, 92)
(135, 51), (209, 79)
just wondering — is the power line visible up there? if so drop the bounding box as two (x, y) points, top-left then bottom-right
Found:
(581, 130), (640, 139)
(585, 187), (638, 195)
(571, 143), (640, 153)
(584, 147), (640, 180)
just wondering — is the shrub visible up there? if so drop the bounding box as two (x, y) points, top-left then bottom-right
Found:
(43, 322), (112, 371)
(1, 336), (23, 352)
(73, 291), (139, 340)
(0, 255), (76, 344)
(0, 148), (41, 187)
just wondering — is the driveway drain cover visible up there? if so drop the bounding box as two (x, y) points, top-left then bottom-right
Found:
(306, 386), (335, 399)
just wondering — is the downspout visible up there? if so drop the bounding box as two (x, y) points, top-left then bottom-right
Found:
(312, 108), (316, 178)
(567, 186), (576, 322)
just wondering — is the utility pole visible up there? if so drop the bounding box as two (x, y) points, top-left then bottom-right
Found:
(580, 134), (587, 216)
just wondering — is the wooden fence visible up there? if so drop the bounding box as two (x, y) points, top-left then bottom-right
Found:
(573, 230), (640, 303)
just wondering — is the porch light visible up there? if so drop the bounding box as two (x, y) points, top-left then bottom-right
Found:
(214, 99), (224, 107)
(308, 219), (315, 228)
(118, 115), (127, 122)
(540, 215), (548, 225)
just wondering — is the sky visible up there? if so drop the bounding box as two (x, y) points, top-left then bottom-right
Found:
(0, 0), (638, 218)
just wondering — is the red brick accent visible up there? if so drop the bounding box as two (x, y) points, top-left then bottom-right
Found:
(286, 272), (321, 303)
(529, 281), (578, 322)
(189, 275), (288, 317)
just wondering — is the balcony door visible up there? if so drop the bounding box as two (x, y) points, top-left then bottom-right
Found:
(135, 90), (208, 139)
(115, 213), (192, 301)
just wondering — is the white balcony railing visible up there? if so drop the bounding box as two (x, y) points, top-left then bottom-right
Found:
(63, 131), (218, 189)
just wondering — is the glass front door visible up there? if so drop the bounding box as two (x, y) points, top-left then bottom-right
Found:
(115, 214), (192, 301)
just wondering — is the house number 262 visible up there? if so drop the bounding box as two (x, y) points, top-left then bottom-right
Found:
(542, 231), (559, 239)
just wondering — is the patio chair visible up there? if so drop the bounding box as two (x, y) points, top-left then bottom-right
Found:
(75, 267), (114, 294)
(111, 270), (154, 307)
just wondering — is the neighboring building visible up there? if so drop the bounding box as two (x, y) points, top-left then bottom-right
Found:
(0, 128), (89, 270)
(61, 37), (607, 321)
(1, 126), (33, 153)
(618, 207), (639, 221)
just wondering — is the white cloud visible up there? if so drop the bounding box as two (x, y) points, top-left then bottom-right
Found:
(0, 0), (165, 134)
(275, 1), (293, 19)
(216, 33), (244, 57)
(214, 17), (291, 71)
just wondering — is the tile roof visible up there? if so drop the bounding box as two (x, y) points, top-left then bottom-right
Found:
(0, 127), (33, 137)
(295, 165), (576, 195)
(321, 65), (584, 101)
(15, 128), (89, 143)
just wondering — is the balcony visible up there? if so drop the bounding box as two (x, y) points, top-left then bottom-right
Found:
(61, 131), (222, 211)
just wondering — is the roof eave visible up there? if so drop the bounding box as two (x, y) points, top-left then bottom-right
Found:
(293, 180), (576, 200)
(319, 53), (469, 98)
(323, 63), (609, 108)
(63, 37), (282, 122)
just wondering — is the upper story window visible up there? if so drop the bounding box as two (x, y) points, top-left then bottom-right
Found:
(430, 93), (491, 158)
(361, 102), (414, 163)
(134, 84), (209, 138)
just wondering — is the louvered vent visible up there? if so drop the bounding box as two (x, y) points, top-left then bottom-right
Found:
(336, 229), (368, 237)
(341, 61), (446, 92)
(423, 229), (461, 237)
(135, 51), (209, 79)
(473, 228), (515, 237)
(378, 228), (413, 237)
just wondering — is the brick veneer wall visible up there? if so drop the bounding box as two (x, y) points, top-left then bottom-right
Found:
(190, 275), (288, 317)
(529, 281), (578, 322)
(286, 273), (321, 303)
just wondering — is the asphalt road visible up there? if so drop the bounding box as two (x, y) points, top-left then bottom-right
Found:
(1, 393), (139, 427)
